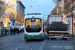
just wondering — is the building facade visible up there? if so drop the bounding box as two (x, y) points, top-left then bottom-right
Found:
(50, 1), (62, 15)
(0, 1), (5, 22)
(17, 0), (25, 25)
(61, 0), (75, 36)
(0, 0), (17, 27)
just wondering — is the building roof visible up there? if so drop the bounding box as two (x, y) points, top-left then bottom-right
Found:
(17, 0), (25, 8)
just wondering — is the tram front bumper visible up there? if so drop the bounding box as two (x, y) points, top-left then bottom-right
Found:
(24, 35), (43, 40)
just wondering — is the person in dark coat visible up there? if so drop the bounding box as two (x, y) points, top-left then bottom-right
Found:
(10, 26), (15, 35)
(13, 28), (16, 35)
(20, 29), (22, 34)
(10, 27), (12, 35)
(16, 28), (19, 35)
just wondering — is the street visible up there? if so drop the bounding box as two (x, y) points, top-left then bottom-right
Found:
(0, 0), (75, 50)
(0, 32), (75, 50)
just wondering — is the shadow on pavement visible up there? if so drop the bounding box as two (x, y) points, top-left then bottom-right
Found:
(25, 39), (44, 42)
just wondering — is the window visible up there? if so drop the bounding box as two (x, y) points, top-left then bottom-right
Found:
(25, 18), (42, 32)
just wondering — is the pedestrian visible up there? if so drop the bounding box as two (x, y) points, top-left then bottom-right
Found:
(22, 28), (24, 33)
(10, 25), (15, 35)
(16, 28), (19, 35)
(20, 29), (22, 34)
(10, 28), (12, 35)
(13, 28), (16, 35)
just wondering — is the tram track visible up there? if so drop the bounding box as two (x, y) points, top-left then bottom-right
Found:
(15, 42), (29, 50)
(30, 41), (38, 50)
(30, 34), (46, 50)
(15, 40), (39, 50)
(15, 40), (38, 50)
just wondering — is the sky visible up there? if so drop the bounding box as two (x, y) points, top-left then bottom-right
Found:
(21, 0), (55, 21)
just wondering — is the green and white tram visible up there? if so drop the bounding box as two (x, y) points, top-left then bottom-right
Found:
(24, 13), (44, 40)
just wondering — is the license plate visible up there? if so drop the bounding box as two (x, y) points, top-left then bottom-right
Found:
(55, 35), (62, 36)
(49, 33), (65, 35)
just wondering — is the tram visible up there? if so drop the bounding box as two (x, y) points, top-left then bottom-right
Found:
(24, 13), (44, 40)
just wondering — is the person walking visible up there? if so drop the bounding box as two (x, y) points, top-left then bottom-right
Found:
(16, 28), (19, 35)
(10, 26), (15, 35)
(10, 27), (12, 35)
(13, 28), (16, 35)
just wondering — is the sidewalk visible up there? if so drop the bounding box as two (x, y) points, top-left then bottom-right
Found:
(0, 32), (24, 37)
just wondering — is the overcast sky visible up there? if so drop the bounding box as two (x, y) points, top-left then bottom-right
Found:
(21, 0), (55, 21)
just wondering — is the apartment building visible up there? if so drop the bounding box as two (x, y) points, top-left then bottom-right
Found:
(0, 0), (17, 27)
(17, 0), (25, 25)
(50, 1), (62, 15)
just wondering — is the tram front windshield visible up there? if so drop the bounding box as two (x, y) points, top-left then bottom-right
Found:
(25, 18), (42, 32)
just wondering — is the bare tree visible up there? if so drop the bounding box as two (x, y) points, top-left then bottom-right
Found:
(64, 0), (75, 15)
(17, 10), (24, 23)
